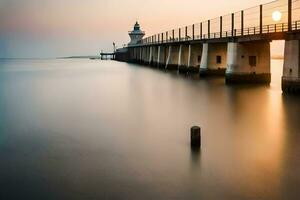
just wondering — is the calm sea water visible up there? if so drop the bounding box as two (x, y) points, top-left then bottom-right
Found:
(0, 59), (299, 200)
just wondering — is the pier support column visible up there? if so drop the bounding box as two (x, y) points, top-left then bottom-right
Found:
(200, 43), (227, 76)
(157, 46), (166, 68)
(226, 41), (271, 84)
(178, 45), (189, 73)
(152, 46), (158, 67)
(148, 46), (153, 65)
(188, 44), (202, 73)
(166, 45), (180, 70)
(141, 47), (145, 64)
(133, 48), (138, 63)
(137, 48), (141, 62)
(138, 48), (142, 63)
(142, 47), (149, 65)
(128, 48), (134, 62)
(282, 40), (300, 93)
(157, 46), (161, 68)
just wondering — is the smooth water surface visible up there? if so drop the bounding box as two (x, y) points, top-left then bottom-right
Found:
(0, 59), (300, 200)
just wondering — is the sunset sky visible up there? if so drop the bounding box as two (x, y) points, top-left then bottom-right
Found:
(0, 0), (284, 58)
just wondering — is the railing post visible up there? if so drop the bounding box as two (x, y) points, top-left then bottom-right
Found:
(231, 13), (234, 37)
(166, 32), (168, 42)
(241, 10), (244, 36)
(158, 34), (160, 43)
(200, 22), (203, 39)
(260, 4), (263, 34)
(162, 33), (164, 43)
(172, 29), (175, 41)
(288, 0), (292, 32)
(220, 16), (223, 38)
(192, 24), (195, 40)
(208, 20), (210, 39)
(185, 26), (188, 40)
(179, 28), (181, 41)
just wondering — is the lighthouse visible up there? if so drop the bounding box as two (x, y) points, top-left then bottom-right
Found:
(128, 22), (145, 46)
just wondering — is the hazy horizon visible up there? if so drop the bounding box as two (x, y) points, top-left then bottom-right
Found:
(0, 0), (284, 58)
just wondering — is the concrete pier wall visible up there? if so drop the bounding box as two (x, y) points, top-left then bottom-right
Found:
(282, 40), (300, 93)
(152, 46), (159, 67)
(178, 45), (190, 73)
(200, 43), (227, 76)
(226, 41), (271, 84)
(189, 44), (202, 73)
(138, 48), (142, 63)
(158, 46), (167, 68)
(142, 47), (149, 64)
(166, 45), (180, 70)
(148, 46), (153, 65)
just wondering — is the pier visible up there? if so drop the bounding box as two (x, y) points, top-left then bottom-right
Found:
(100, 52), (115, 60)
(115, 0), (300, 94)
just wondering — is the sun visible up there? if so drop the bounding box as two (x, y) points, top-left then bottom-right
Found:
(272, 11), (282, 22)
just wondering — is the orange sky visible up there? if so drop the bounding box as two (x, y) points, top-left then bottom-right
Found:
(0, 0), (288, 57)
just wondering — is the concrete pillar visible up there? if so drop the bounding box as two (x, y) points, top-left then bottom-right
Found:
(166, 46), (172, 69)
(282, 40), (300, 93)
(152, 46), (159, 67)
(178, 45), (190, 73)
(132, 48), (137, 62)
(188, 44), (202, 73)
(137, 48), (140, 62)
(148, 46), (153, 65)
(200, 43), (227, 76)
(226, 41), (271, 84)
(187, 45), (191, 67)
(158, 46), (166, 68)
(142, 47), (147, 64)
(146, 47), (150, 65)
(141, 47), (145, 63)
(166, 45), (180, 70)
(157, 46), (161, 67)
(139, 48), (142, 63)
(128, 48), (133, 62)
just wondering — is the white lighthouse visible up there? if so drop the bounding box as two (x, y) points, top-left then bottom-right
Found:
(128, 22), (145, 46)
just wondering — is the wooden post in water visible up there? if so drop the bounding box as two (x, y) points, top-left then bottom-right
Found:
(191, 126), (201, 148)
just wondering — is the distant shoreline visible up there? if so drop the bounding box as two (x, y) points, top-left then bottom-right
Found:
(57, 56), (100, 59)
(0, 56), (100, 60)
(1, 55), (283, 60)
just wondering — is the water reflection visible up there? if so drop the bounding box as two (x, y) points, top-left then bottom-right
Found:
(0, 59), (300, 199)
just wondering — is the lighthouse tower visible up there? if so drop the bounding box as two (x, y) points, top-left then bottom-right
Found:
(128, 22), (145, 46)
